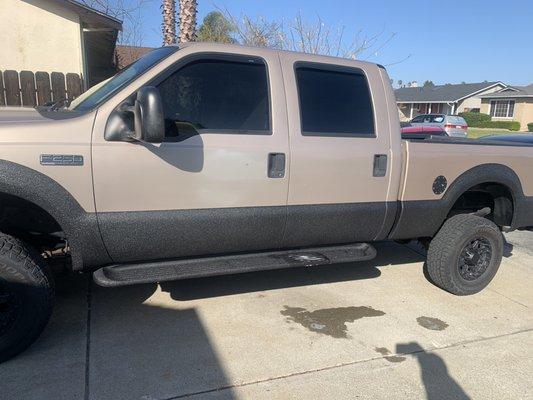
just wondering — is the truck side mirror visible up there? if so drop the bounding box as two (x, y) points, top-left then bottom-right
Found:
(130, 86), (165, 143)
(104, 86), (165, 143)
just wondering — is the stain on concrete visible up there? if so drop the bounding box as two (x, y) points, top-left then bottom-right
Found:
(281, 306), (385, 338)
(416, 316), (449, 331)
(374, 347), (406, 363)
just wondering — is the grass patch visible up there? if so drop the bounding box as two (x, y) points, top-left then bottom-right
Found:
(467, 128), (513, 139)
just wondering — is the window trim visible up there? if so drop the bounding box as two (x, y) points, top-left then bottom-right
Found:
(148, 52), (273, 137)
(293, 61), (377, 138)
(490, 99), (515, 119)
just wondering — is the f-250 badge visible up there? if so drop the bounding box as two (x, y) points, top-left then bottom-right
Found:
(40, 154), (84, 166)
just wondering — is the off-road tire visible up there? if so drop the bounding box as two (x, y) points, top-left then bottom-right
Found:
(426, 214), (503, 295)
(0, 233), (55, 363)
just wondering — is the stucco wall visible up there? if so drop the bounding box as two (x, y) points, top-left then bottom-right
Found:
(514, 99), (533, 131)
(481, 98), (533, 131)
(0, 0), (83, 75)
(456, 84), (506, 113)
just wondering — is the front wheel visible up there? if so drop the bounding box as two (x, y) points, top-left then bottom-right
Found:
(426, 214), (503, 295)
(0, 233), (55, 363)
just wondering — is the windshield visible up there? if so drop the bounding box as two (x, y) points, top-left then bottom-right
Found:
(69, 46), (179, 112)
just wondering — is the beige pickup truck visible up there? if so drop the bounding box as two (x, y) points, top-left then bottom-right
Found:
(1, 42), (532, 361)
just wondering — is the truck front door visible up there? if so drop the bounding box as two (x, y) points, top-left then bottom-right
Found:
(91, 48), (289, 263)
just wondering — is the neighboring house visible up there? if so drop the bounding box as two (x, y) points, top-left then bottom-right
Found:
(480, 85), (533, 131)
(0, 0), (121, 105)
(395, 82), (507, 121)
(115, 45), (155, 70)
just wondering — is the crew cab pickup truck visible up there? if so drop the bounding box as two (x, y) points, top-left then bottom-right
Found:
(1, 43), (532, 362)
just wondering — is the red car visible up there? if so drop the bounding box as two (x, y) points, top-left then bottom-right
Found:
(401, 125), (447, 140)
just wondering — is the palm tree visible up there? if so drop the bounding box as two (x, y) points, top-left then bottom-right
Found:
(178, 0), (197, 42)
(162, 0), (176, 45)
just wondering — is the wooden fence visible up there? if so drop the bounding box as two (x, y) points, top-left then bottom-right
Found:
(0, 70), (84, 107)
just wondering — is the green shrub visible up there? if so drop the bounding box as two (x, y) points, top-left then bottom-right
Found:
(528, 122), (533, 132)
(477, 121), (521, 131)
(459, 112), (491, 127)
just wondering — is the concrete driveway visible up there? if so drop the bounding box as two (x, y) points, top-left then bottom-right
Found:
(1, 232), (532, 400)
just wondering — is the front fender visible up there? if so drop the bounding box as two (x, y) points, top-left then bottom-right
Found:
(0, 160), (111, 270)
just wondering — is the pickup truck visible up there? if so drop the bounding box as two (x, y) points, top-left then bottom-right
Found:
(1, 42), (532, 362)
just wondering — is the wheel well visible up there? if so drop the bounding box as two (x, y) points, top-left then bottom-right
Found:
(448, 183), (514, 227)
(0, 192), (68, 254)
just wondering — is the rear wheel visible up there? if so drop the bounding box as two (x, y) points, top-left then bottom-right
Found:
(426, 214), (503, 295)
(0, 233), (55, 363)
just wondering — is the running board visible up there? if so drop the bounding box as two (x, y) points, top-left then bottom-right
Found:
(93, 243), (377, 287)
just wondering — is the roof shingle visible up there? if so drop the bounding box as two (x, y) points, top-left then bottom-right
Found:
(395, 82), (504, 102)
(480, 84), (533, 99)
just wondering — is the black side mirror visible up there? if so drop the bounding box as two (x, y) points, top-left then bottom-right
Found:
(130, 86), (165, 143)
(105, 86), (165, 143)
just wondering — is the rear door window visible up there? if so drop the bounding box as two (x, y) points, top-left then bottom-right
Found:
(295, 63), (375, 137)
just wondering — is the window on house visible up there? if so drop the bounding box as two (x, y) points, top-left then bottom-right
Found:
(490, 100), (515, 118)
(157, 57), (271, 139)
(295, 63), (375, 137)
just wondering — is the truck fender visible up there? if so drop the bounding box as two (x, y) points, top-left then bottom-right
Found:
(0, 160), (111, 270)
(389, 163), (531, 239)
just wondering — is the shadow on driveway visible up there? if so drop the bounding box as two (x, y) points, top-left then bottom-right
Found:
(397, 342), (471, 400)
(161, 241), (423, 301)
(0, 241), (425, 399)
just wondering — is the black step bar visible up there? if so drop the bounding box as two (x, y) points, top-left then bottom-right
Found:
(93, 243), (377, 287)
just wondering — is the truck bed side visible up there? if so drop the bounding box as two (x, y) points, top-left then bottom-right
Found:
(389, 140), (533, 239)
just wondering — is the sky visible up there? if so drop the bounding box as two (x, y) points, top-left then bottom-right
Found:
(130, 0), (533, 86)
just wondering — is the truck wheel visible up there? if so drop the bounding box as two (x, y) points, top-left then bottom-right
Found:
(426, 214), (503, 295)
(0, 233), (54, 363)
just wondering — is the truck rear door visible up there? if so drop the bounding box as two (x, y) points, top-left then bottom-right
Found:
(279, 53), (397, 247)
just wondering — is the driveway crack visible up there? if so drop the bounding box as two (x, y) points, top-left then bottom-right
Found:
(162, 327), (533, 399)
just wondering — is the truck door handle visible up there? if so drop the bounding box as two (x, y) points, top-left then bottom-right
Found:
(268, 153), (286, 178)
(373, 154), (387, 177)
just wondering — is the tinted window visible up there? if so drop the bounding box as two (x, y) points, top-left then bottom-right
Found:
(411, 115), (426, 123)
(295, 65), (375, 136)
(157, 58), (270, 139)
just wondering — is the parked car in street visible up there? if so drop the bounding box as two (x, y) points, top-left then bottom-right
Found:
(410, 114), (468, 137)
(1, 42), (533, 362)
(401, 125), (447, 140)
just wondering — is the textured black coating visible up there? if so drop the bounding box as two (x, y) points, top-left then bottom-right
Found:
(432, 175), (447, 195)
(99, 202), (389, 263)
(283, 202), (388, 247)
(98, 206), (287, 263)
(0, 160), (111, 270)
(93, 242), (377, 287)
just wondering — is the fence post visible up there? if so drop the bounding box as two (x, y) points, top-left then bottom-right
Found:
(66, 73), (82, 100)
(51, 72), (66, 102)
(20, 71), (37, 107)
(4, 70), (21, 106)
(35, 72), (52, 106)
(0, 71), (5, 106)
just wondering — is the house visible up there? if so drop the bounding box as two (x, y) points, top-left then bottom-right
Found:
(395, 82), (507, 121)
(480, 85), (533, 131)
(0, 0), (122, 94)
